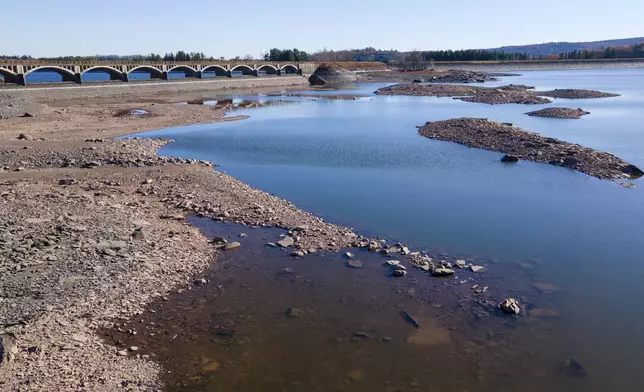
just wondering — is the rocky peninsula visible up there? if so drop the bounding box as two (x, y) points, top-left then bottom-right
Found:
(375, 83), (620, 105)
(417, 118), (643, 180)
(526, 108), (591, 119)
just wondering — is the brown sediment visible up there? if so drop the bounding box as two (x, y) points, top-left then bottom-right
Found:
(526, 108), (591, 119)
(375, 83), (620, 105)
(417, 118), (643, 180)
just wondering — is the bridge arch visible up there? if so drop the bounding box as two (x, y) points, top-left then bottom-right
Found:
(167, 65), (198, 78)
(280, 64), (299, 74)
(201, 65), (228, 77)
(230, 64), (254, 76)
(81, 66), (124, 82)
(0, 67), (17, 82)
(257, 65), (278, 75)
(24, 66), (78, 83)
(128, 65), (164, 80)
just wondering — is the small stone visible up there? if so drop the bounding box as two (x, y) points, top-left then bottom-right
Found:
(501, 154), (519, 163)
(286, 307), (304, 318)
(291, 250), (305, 257)
(58, 178), (75, 186)
(432, 268), (455, 277)
(564, 358), (586, 377)
(345, 252), (355, 258)
(266, 242), (278, 248)
(346, 260), (363, 269)
(212, 236), (227, 244)
(347, 370), (363, 381)
(455, 260), (467, 268)
(239, 233), (247, 238)
(224, 242), (241, 251)
(142, 179), (153, 185)
(202, 361), (220, 372)
(17, 133), (31, 140)
(129, 346), (138, 351)
(103, 248), (117, 256)
(385, 260), (401, 267)
(393, 269), (407, 277)
(72, 334), (88, 343)
(277, 236), (295, 248)
(116, 350), (128, 357)
(194, 278), (208, 286)
(499, 298), (521, 315)
(1, 334), (19, 365)
(470, 265), (487, 273)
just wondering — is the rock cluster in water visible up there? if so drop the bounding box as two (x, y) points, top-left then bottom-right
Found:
(375, 83), (620, 105)
(526, 108), (590, 119)
(417, 118), (644, 180)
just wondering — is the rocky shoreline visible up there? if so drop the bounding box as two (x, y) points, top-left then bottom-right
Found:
(526, 107), (590, 119)
(417, 118), (643, 180)
(375, 83), (620, 105)
(0, 95), (374, 391)
(359, 69), (507, 84)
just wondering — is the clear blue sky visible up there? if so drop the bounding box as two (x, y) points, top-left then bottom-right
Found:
(2, 0), (642, 58)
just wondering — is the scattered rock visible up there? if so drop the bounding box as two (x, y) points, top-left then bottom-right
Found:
(499, 298), (521, 314)
(432, 268), (455, 277)
(21, 112), (34, 118)
(392, 269), (407, 277)
(0, 334), (19, 365)
(501, 154), (519, 163)
(17, 133), (31, 140)
(277, 236), (294, 248)
(194, 278), (208, 286)
(564, 358), (587, 377)
(291, 250), (305, 257)
(286, 307), (304, 318)
(345, 252), (355, 258)
(116, 350), (128, 357)
(470, 265), (487, 273)
(455, 259), (467, 268)
(346, 260), (363, 269)
(202, 361), (220, 372)
(223, 241), (241, 251)
(58, 178), (76, 186)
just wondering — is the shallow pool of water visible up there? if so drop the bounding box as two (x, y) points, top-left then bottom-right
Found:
(131, 68), (644, 391)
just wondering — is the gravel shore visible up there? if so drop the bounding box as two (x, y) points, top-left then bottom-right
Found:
(417, 118), (643, 180)
(0, 88), (362, 391)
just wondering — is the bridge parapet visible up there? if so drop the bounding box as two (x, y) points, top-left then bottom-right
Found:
(0, 60), (319, 85)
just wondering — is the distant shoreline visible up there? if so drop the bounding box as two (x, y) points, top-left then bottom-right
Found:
(426, 58), (644, 71)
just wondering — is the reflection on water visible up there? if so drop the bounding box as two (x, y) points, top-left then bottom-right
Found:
(129, 68), (644, 391)
(109, 220), (594, 392)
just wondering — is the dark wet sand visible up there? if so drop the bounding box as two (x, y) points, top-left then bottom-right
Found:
(104, 218), (590, 392)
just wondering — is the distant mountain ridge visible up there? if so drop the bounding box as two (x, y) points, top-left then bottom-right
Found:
(486, 37), (644, 56)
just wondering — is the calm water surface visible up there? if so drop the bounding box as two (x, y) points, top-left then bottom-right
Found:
(131, 68), (644, 391)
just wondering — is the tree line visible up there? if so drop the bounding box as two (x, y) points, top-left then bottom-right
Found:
(2, 43), (643, 63)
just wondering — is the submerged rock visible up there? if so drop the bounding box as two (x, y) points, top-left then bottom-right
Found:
(277, 236), (294, 248)
(346, 260), (364, 269)
(564, 358), (587, 377)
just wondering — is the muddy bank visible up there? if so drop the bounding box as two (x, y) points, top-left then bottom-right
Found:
(417, 118), (643, 180)
(104, 219), (574, 392)
(359, 69), (507, 83)
(526, 108), (590, 119)
(375, 83), (620, 105)
(0, 91), (365, 391)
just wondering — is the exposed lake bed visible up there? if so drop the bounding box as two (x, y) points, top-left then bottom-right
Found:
(1, 67), (644, 391)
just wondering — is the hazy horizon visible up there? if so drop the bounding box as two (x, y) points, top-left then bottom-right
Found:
(2, 0), (642, 58)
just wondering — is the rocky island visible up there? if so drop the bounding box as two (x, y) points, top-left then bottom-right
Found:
(417, 118), (643, 180)
(526, 108), (591, 119)
(375, 83), (621, 105)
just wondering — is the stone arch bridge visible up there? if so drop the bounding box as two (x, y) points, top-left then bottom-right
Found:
(0, 61), (318, 85)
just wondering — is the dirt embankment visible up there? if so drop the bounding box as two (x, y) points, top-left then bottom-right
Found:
(417, 118), (643, 180)
(0, 96), (366, 391)
(375, 83), (620, 105)
(526, 108), (590, 119)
